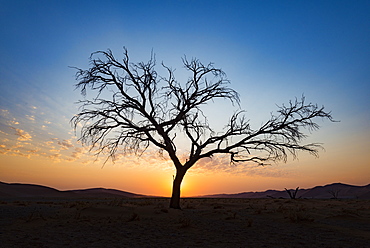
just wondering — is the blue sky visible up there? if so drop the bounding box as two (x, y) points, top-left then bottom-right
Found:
(0, 0), (369, 194)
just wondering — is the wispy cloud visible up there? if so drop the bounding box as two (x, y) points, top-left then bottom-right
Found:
(12, 128), (32, 141)
(26, 115), (35, 121)
(43, 140), (54, 147)
(0, 109), (10, 116)
(0, 106), (294, 178)
(71, 147), (85, 159)
(0, 109), (20, 126)
(57, 139), (73, 150)
(48, 153), (61, 162)
(10, 120), (19, 125)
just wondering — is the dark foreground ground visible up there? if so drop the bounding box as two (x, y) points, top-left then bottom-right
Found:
(0, 198), (369, 247)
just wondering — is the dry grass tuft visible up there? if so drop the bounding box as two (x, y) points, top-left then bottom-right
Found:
(286, 210), (314, 223)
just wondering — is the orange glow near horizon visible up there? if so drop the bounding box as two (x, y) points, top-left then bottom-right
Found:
(1, 145), (369, 198)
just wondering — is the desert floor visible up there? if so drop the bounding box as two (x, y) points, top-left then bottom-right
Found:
(0, 198), (369, 247)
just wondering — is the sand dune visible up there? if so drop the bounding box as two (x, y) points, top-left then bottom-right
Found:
(203, 183), (370, 199)
(0, 182), (144, 198)
(66, 188), (145, 198)
(0, 182), (70, 198)
(1, 181), (369, 199)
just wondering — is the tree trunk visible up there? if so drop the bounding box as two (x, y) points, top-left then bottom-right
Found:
(169, 168), (186, 209)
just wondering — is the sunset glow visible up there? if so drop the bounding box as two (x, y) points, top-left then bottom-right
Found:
(1, 1), (369, 197)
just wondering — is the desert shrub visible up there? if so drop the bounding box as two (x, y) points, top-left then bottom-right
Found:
(286, 210), (314, 223)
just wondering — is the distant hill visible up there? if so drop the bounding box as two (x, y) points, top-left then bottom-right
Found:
(1, 181), (369, 199)
(0, 182), (73, 198)
(201, 183), (370, 199)
(0, 182), (145, 198)
(66, 188), (145, 198)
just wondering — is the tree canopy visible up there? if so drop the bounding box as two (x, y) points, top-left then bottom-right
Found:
(72, 47), (334, 208)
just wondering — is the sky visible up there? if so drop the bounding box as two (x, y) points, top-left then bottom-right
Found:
(0, 0), (369, 197)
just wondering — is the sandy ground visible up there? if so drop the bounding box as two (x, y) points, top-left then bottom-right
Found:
(0, 198), (369, 247)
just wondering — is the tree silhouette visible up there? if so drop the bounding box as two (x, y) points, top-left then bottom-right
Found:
(328, 188), (341, 199)
(285, 187), (300, 199)
(72, 47), (334, 209)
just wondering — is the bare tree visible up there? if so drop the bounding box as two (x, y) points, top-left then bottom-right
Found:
(328, 189), (341, 199)
(285, 187), (300, 199)
(71, 47), (334, 209)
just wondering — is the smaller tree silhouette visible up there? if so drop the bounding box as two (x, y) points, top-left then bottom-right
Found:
(285, 187), (300, 199)
(328, 189), (341, 199)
